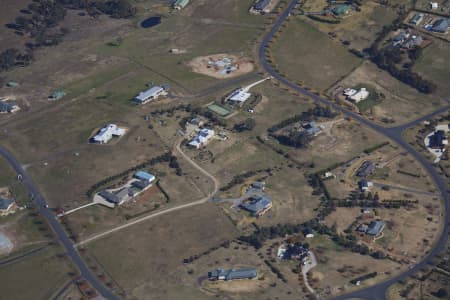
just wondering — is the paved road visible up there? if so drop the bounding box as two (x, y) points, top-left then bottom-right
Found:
(75, 138), (220, 247)
(0, 146), (120, 300)
(259, 1), (450, 299)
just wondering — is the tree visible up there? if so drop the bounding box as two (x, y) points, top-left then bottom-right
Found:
(432, 288), (448, 298)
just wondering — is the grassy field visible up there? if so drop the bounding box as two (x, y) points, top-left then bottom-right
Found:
(303, 2), (398, 52)
(271, 18), (361, 91)
(86, 203), (238, 299)
(332, 61), (444, 125)
(0, 245), (75, 300)
(413, 38), (450, 97)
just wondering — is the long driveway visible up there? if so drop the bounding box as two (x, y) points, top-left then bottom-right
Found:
(258, 1), (449, 299)
(0, 146), (120, 300)
(75, 138), (219, 246)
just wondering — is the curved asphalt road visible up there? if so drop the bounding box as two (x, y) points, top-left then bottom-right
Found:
(259, 1), (449, 299)
(0, 3), (448, 300)
(0, 146), (119, 300)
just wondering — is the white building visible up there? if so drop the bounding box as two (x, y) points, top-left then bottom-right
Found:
(92, 124), (126, 144)
(227, 88), (252, 106)
(344, 87), (369, 103)
(134, 86), (167, 104)
(188, 128), (215, 149)
(430, 2), (438, 9)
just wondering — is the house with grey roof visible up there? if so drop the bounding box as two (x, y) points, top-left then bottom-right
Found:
(240, 195), (272, 217)
(208, 268), (258, 281)
(0, 100), (20, 114)
(356, 220), (385, 236)
(367, 220), (385, 236)
(0, 198), (16, 216)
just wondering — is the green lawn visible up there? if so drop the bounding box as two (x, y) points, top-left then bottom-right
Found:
(272, 18), (361, 90)
(354, 84), (382, 112)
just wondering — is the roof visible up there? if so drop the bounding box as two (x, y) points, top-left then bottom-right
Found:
(254, 0), (270, 10)
(431, 18), (449, 33)
(332, 4), (350, 16)
(367, 221), (385, 235)
(429, 130), (447, 148)
(99, 191), (119, 204)
(132, 180), (151, 190)
(0, 198), (14, 210)
(356, 161), (375, 177)
(229, 89), (251, 103)
(173, 0), (189, 8)
(208, 268), (257, 280)
(227, 268), (258, 280)
(135, 86), (164, 102)
(0, 101), (17, 112)
(134, 171), (155, 182)
(241, 196), (272, 213)
(409, 13), (423, 24)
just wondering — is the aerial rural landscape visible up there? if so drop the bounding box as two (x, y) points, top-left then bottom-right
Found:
(0, 0), (449, 299)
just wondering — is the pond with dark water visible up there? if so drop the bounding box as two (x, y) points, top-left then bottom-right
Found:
(141, 17), (161, 28)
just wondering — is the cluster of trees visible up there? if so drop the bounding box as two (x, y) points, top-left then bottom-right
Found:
(264, 259), (287, 283)
(371, 48), (436, 94)
(307, 15), (340, 24)
(364, 11), (436, 94)
(0, 48), (34, 71)
(2, 0), (136, 73)
(239, 222), (312, 249)
(234, 118), (256, 132)
(349, 272), (378, 285)
(85, 152), (180, 198)
(182, 240), (230, 264)
(220, 169), (270, 192)
(57, 0), (136, 18)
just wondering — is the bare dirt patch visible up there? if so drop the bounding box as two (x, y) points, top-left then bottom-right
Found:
(187, 53), (254, 79)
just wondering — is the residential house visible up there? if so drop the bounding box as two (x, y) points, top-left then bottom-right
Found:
(188, 128), (215, 149)
(0, 100), (20, 113)
(392, 31), (410, 46)
(134, 86), (167, 104)
(367, 220), (385, 236)
(302, 122), (321, 136)
(344, 87), (369, 103)
(227, 88), (252, 106)
(0, 198), (16, 216)
(428, 130), (448, 149)
(208, 268), (258, 281)
(91, 124), (126, 144)
(240, 195), (272, 217)
(98, 191), (120, 205)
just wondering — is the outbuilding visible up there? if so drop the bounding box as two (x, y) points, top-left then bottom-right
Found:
(134, 171), (156, 183)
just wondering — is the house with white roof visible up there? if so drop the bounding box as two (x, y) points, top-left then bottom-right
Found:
(91, 124), (126, 144)
(344, 87), (369, 103)
(188, 128), (215, 149)
(134, 85), (167, 104)
(227, 88), (252, 106)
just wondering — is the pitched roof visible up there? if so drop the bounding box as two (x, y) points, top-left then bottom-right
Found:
(0, 198), (14, 210)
